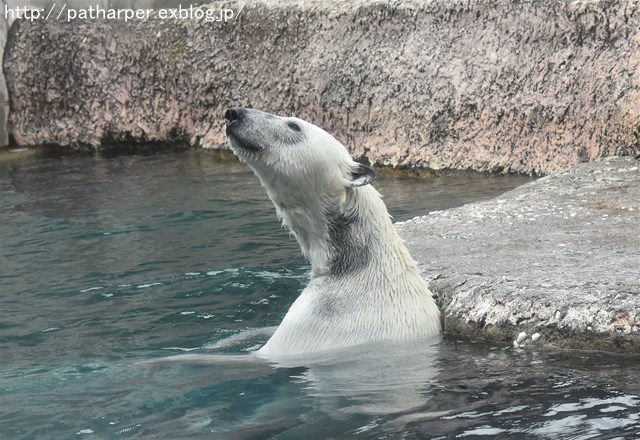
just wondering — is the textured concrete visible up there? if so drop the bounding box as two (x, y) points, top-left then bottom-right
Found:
(4, 0), (640, 174)
(397, 157), (640, 353)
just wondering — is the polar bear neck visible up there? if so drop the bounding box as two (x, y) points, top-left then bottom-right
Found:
(264, 181), (399, 279)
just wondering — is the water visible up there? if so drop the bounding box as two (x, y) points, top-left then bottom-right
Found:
(0, 148), (638, 439)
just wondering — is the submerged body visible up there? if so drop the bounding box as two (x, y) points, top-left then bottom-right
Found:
(225, 107), (441, 356)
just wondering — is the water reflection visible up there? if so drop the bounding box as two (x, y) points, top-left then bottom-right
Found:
(139, 336), (442, 439)
(136, 335), (640, 439)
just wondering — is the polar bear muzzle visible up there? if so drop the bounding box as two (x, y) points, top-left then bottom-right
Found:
(225, 107), (306, 156)
(225, 107), (263, 153)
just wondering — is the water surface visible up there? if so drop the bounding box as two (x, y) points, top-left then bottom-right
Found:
(1, 149), (638, 439)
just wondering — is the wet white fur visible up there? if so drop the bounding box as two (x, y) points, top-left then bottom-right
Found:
(226, 108), (441, 356)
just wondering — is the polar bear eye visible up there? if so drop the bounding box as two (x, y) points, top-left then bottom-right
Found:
(287, 121), (302, 132)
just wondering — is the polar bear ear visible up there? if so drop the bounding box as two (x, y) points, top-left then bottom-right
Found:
(348, 163), (376, 187)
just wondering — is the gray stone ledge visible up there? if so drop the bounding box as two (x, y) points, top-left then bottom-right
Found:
(397, 156), (640, 353)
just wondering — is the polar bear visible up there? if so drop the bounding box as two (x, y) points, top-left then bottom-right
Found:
(225, 107), (441, 357)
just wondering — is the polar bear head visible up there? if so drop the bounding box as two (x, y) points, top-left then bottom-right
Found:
(225, 107), (377, 275)
(225, 107), (374, 192)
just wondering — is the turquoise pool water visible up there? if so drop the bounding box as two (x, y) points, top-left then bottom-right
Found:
(1, 149), (638, 439)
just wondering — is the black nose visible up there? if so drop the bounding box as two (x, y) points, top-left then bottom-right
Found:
(225, 107), (247, 125)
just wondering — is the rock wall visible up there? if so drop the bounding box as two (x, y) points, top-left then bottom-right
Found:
(0, 0), (151, 147)
(4, 0), (640, 174)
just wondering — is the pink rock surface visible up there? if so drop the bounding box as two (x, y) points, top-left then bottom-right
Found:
(4, 0), (640, 174)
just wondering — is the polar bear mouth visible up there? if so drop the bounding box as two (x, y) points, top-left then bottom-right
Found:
(226, 129), (263, 153)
